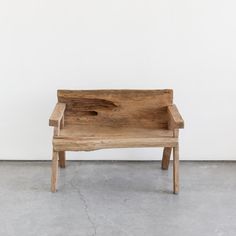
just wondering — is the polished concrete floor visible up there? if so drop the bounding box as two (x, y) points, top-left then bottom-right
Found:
(0, 161), (236, 236)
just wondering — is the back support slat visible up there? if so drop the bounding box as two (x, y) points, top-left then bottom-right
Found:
(58, 89), (173, 129)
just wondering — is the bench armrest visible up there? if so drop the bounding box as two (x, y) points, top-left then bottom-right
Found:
(49, 103), (66, 127)
(167, 105), (184, 129)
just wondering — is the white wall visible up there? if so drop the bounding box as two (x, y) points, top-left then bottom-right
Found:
(0, 0), (235, 160)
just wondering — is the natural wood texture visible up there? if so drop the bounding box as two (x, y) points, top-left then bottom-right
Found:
(53, 125), (177, 151)
(51, 151), (58, 192)
(53, 127), (59, 136)
(49, 89), (184, 193)
(172, 128), (179, 193)
(60, 115), (65, 129)
(168, 105), (184, 129)
(58, 89), (173, 129)
(161, 147), (172, 170)
(173, 144), (179, 194)
(59, 151), (66, 168)
(49, 103), (66, 127)
(162, 128), (179, 171)
(53, 137), (178, 152)
(58, 124), (174, 138)
(174, 129), (179, 138)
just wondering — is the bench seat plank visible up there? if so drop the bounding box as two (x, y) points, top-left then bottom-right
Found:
(53, 125), (177, 151)
(53, 136), (178, 151)
(58, 124), (173, 138)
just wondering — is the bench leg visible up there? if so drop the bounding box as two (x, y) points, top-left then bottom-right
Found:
(173, 145), (179, 194)
(59, 151), (66, 168)
(161, 147), (172, 170)
(51, 151), (59, 192)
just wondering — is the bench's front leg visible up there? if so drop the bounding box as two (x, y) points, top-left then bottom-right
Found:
(59, 151), (66, 168)
(51, 151), (59, 192)
(161, 147), (172, 170)
(173, 144), (179, 194)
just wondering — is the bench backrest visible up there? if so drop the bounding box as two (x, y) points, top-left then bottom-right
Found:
(58, 89), (173, 129)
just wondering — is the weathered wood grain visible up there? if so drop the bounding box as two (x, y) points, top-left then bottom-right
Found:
(161, 147), (172, 170)
(49, 89), (184, 193)
(168, 104), (184, 129)
(53, 137), (178, 152)
(58, 90), (173, 129)
(54, 125), (176, 150)
(59, 151), (66, 168)
(53, 127), (59, 136)
(51, 151), (58, 192)
(173, 144), (179, 194)
(58, 90), (173, 104)
(49, 103), (66, 127)
(58, 125), (173, 138)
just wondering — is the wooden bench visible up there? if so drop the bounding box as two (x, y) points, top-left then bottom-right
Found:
(49, 89), (184, 193)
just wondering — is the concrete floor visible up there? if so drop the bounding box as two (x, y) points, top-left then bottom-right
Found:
(0, 161), (236, 236)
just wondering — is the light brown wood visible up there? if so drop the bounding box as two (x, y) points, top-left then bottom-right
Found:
(58, 89), (173, 129)
(53, 127), (59, 136)
(49, 103), (66, 127)
(60, 115), (65, 129)
(59, 151), (66, 168)
(161, 147), (172, 170)
(174, 129), (179, 138)
(49, 89), (184, 193)
(58, 125), (173, 138)
(173, 144), (179, 194)
(168, 105), (184, 129)
(51, 151), (58, 192)
(53, 125), (176, 151)
(162, 129), (179, 171)
(53, 137), (178, 152)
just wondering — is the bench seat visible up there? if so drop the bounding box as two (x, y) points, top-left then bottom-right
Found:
(53, 125), (177, 151)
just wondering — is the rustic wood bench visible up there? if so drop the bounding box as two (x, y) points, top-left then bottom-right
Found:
(49, 89), (184, 193)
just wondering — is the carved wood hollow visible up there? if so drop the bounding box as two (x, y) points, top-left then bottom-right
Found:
(78, 111), (98, 116)
(68, 98), (118, 111)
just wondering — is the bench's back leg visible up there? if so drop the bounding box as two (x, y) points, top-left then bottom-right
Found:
(173, 144), (179, 194)
(51, 151), (59, 192)
(59, 151), (66, 168)
(161, 147), (172, 170)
